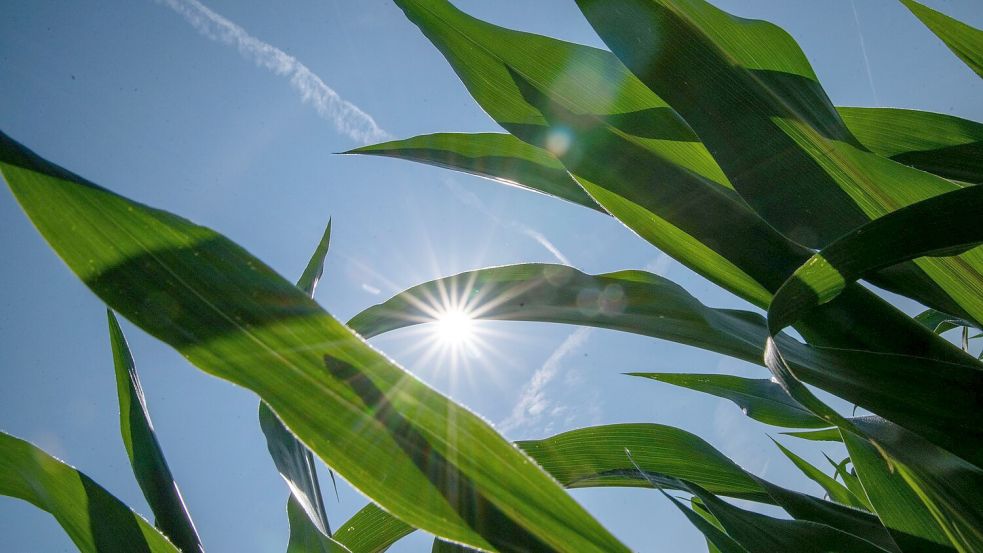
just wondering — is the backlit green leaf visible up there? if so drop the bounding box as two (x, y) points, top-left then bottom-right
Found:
(900, 0), (983, 78)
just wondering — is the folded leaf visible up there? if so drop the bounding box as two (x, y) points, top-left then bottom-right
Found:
(900, 0), (983, 78)
(0, 131), (627, 553)
(0, 431), (180, 553)
(628, 373), (826, 428)
(286, 496), (351, 553)
(108, 310), (203, 553)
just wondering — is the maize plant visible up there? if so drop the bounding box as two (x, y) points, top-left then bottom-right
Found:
(1, 0), (981, 551)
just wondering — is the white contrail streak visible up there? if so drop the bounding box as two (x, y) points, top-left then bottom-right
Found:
(499, 327), (593, 434)
(156, 0), (389, 144)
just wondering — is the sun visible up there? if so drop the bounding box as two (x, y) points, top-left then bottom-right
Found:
(434, 309), (475, 345)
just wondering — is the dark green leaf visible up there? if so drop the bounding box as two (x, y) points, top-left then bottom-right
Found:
(0, 431), (180, 553)
(900, 0), (983, 78)
(914, 308), (977, 335)
(769, 438), (866, 510)
(108, 310), (203, 553)
(0, 132), (627, 553)
(576, 0), (983, 324)
(286, 497), (350, 553)
(629, 373), (826, 428)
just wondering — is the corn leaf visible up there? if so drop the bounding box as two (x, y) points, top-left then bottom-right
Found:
(682, 481), (892, 553)
(781, 428), (842, 442)
(0, 131), (628, 553)
(286, 497), (351, 553)
(842, 429), (957, 553)
(332, 504), (414, 553)
(576, 0), (983, 325)
(836, 108), (983, 185)
(0, 431), (180, 553)
(767, 186), (983, 467)
(628, 373), (826, 428)
(769, 438), (867, 510)
(346, 133), (601, 213)
(900, 0), (983, 78)
(259, 218), (334, 544)
(108, 310), (204, 552)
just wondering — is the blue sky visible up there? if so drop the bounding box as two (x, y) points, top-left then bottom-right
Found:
(1, 0), (981, 551)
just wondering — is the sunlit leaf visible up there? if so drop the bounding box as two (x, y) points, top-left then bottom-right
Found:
(900, 0), (983, 78)
(0, 431), (180, 553)
(332, 503), (414, 553)
(628, 373), (826, 428)
(108, 310), (203, 553)
(0, 132), (627, 553)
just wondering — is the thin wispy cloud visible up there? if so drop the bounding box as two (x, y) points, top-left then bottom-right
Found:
(156, 0), (389, 144)
(499, 327), (593, 434)
(443, 179), (572, 266)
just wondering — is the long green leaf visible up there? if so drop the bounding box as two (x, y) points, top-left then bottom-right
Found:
(780, 428), (842, 443)
(628, 373), (826, 428)
(766, 186), (983, 467)
(0, 132), (627, 553)
(625, 452), (748, 553)
(836, 108), (983, 185)
(842, 429), (956, 553)
(683, 481), (892, 553)
(108, 310), (203, 552)
(259, 218), (334, 544)
(769, 438), (866, 510)
(0, 431), (180, 553)
(516, 423), (767, 501)
(332, 504), (414, 553)
(346, 133), (601, 212)
(900, 0), (983, 78)
(576, 0), (983, 325)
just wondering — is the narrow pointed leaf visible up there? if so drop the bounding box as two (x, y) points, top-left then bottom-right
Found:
(0, 431), (180, 553)
(108, 310), (203, 553)
(914, 308), (977, 335)
(691, 498), (731, 553)
(826, 454), (872, 511)
(684, 481), (892, 553)
(346, 133), (601, 212)
(770, 438), (866, 510)
(576, 0), (983, 324)
(900, 0), (983, 78)
(629, 373), (826, 428)
(625, 452), (747, 553)
(0, 133), (628, 553)
(333, 504), (414, 553)
(260, 218), (334, 541)
(781, 428), (842, 442)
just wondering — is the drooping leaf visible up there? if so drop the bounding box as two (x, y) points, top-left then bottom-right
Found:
(914, 308), (978, 335)
(576, 0), (983, 324)
(628, 373), (826, 428)
(0, 431), (180, 553)
(515, 424), (768, 501)
(332, 504), (414, 553)
(0, 132), (628, 553)
(836, 108), (983, 185)
(769, 438), (866, 510)
(900, 0), (983, 78)
(352, 262), (980, 465)
(766, 186), (983, 467)
(346, 133), (601, 212)
(625, 451), (747, 553)
(260, 218), (334, 542)
(108, 310), (203, 553)
(683, 481), (892, 553)
(286, 497), (351, 553)
(825, 454), (872, 511)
